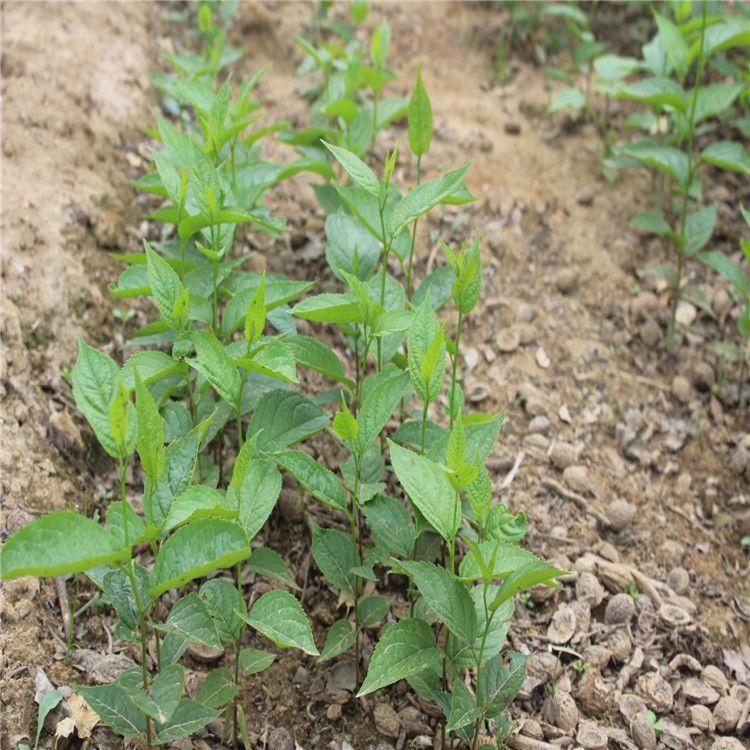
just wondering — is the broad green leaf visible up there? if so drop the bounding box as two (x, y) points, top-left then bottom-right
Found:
(452, 234), (483, 314)
(242, 590), (319, 655)
(153, 592), (222, 650)
(106, 501), (147, 549)
(446, 416), (466, 473)
(237, 339), (298, 384)
(149, 519), (251, 597)
(653, 10), (687, 77)
(549, 87), (587, 113)
(621, 143), (689, 188)
(102, 565), (148, 633)
(684, 203), (717, 256)
(312, 524), (357, 593)
(700, 251), (747, 298)
(186, 330), (242, 406)
(361, 493), (415, 558)
(490, 559), (565, 612)
(35, 690), (64, 747)
(239, 648), (275, 675)
(485, 503), (527, 544)
(358, 594), (394, 628)
(414, 265), (454, 310)
(200, 578), (246, 642)
(399, 561), (477, 644)
(389, 165), (470, 239)
(389, 441), (456, 542)
(134, 369), (164, 484)
(645, 263), (679, 289)
(700, 141), (750, 174)
(326, 212), (380, 282)
(234, 459), (281, 540)
(244, 273), (266, 345)
(76, 684), (145, 737)
(593, 53), (641, 82)
(616, 77), (688, 114)
(629, 210), (672, 236)
(162, 486), (234, 534)
(371, 309), (413, 337)
(292, 292), (365, 324)
(0, 511), (127, 579)
(319, 619), (357, 662)
(447, 679), (482, 731)
(246, 546), (299, 590)
(681, 284), (715, 318)
(480, 651), (529, 717)
(700, 18), (750, 61)
(323, 141), (380, 197)
(354, 371), (411, 456)
(457, 541), (549, 583)
(198, 668), (238, 709)
(285, 335), (355, 392)
(108, 382), (131, 451)
(151, 148), (181, 206)
(409, 291), (446, 404)
(270, 449), (347, 511)
(693, 83), (745, 125)
(145, 240), (183, 329)
(466, 462), (492, 526)
(408, 62), (433, 158)
(370, 19), (391, 69)
(73, 335), (134, 458)
(357, 619), (442, 697)
(248, 389), (330, 452)
(120, 664), (184, 724)
(160, 632), (189, 667)
(333, 394), (359, 442)
(152, 699), (220, 743)
(121, 350), (186, 389)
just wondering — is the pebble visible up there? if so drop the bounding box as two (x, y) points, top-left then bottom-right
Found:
(497, 328), (521, 353)
(504, 119), (522, 135)
(535, 346), (551, 369)
(524, 397), (547, 417)
(701, 665), (729, 693)
(712, 287), (731, 317)
(576, 572), (605, 607)
(607, 499), (636, 531)
(666, 567), (690, 595)
(619, 693), (648, 723)
(583, 645), (612, 671)
(373, 703), (400, 739)
(517, 322), (536, 345)
(639, 317), (662, 348)
(657, 540), (685, 567)
(712, 696), (741, 732)
(658, 603), (691, 628)
(605, 593), (636, 625)
(326, 704), (342, 721)
(548, 691), (579, 731)
(689, 704), (715, 731)
(631, 292), (658, 322)
(463, 346), (481, 371)
(711, 739), (745, 750)
(49, 410), (84, 454)
(635, 672), (673, 713)
(692, 361), (715, 392)
(187, 644), (224, 663)
(555, 267), (579, 295)
(576, 187), (595, 207)
(547, 604), (576, 644)
(629, 712), (656, 750)
(562, 465), (594, 495)
(575, 668), (609, 716)
(550, 442), (578, 470)
(327, 661), (357, 695)
(671, 375), (691, 404)
(675, 301), (697, 326)
(268, 727), (294, 750)
(516, 303), (536, 323)
(528, 415), (550, 433)
(683, 678), (720, 705)
(728, 445), (748, 475)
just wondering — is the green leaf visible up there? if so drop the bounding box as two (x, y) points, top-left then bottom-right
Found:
(616, 77), (688, 114)
(248, 389), (330, 452)
(653, 10), (688, 77)
(153, 592), (222, 650)
(121, 664), (184, 724)
(409, 291), (447, 404)
(399, 561), (477, 644)
(312, 524), (357, 593)
(451, 234), (483, 314)
(466, 462), (492, 526)
(326, 212), (381, 282)
(700, 141), (750, 174)
(198, 668), (238, 709)
(408, 62), (433, 158)
(457, 541), (550, 583)
(701, 18), (750, 61)
(389, 165), (470, 239)
(319, 619), (357, 662)
(134, 369), (164, 485)
(106, 501), (147, 549)
(244, 273), (266, 345)
(145, 239), (184, 329)
(370, 19), (390, 69)
(681, 284), (715, 318)
(162, 486), (234, 535)
(389, 441), (456, 542)
(200, 578), (246, 643)
(549, 87), (587, 113)
(186, 330), (242, 406)
(480, 651), (529, 717)
(447, 679), (482, 731)
(149, 519), (251, 598)
(361, 493), (415, 558)
(292, 292), (365, 324)
(490, 559), (565, 612)
(234, 459), (281, 540)
(102, 565), (148, 633)
(700, 251), (748, 298)
(152, 699), (220, 742)
(333, 393), (359, 442)
(237, 339), (298, 384)
(354, 370), (411, 457)
(76, 684), (145, 737)
(151, 148), (181, 206)
(73, 335), (134, 458)
(645, 263), (679, 289)
(108, 381), (131, 451)
(242, 590), (319, 655)
(323, 141), (380, 197)
(269, 449), (347, 512)
(485, 503), (527, 544)
(357, 619), (443, 697)
(684, 203), (717, 256)
(34, 689), (63, 748)
(630, 210), (672, 236)
(238, 648), (276, 675)
(285, 335), (354, 392)
(247, 547), (299, 590)
(621, 143), (689, 188)
(693, 83), (745, 125)
(358, 595), (394, 628)
(0, 511), (127, 579)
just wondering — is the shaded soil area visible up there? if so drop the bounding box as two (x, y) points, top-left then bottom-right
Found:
(1, 3), (748, 749)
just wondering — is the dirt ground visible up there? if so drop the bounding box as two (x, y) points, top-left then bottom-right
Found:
(1, 2), (749, 749)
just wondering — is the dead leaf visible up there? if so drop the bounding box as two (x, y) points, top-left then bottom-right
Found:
(54, 716), (76, 739)
(68, 691), (99, 739)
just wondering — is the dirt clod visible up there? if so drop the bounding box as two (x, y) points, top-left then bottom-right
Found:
(555, 267), (579, 295)
(373, 702), (400, 738)
(639, 317), (662, 348)
(605, 593), (636, 625)
(635, 672), (673, 713)
(692, 361), (716, 392)
(629, 711), (656, 750)
(545, 691), (579, 732)
(268, 727), (294, 750)
(671, 375), (691, 404)
(712, 696), (741, 732)
(690, 704), (715, 731)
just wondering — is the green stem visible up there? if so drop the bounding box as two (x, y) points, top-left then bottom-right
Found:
(406, 156), (422, 300)
(449, 309), (464, 428)
(420, 399), (429, 456)
(449, 487), (460, 575)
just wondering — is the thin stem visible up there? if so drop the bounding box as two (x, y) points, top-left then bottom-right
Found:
(449, 487), (460, 576)
(406, 155), (422, 300)
(449, 309), (464, 428)
(420, 400), (429, 456)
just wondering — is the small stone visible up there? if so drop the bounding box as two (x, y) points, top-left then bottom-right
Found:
(670, 653), (702, 672)
(635, 672), (673, 713)
(576, 188), (595, 207)
(547, 604), (576, 644)
(521, 719), (545, 740)
(692, 361), (715, 392)
(607, 499), (636, 531)
(700, 665), (728, 693)
(576, 572), (605, 607)
(535, 347), (551, 369)
(516, 304), (536, 323)
(188, 643), (224, 663)
(517, 322), (536, 345)
(292, 666), (309, 685)
(496, 328), (521, 353)
(528, 651), (562, 681)
(639, 317), (661, 348)
(666, 567), (690, 595)
(524, 397), (547, 417)
(689, 704), (715, 731)
(528, 415), (551, 433)
(729, 445), (748, 475)
(631, 292), (658, 322)
(712, 696), (741, 732)
(619, 694), (648, 723)
(463, 347), (481, 372)
(327, 661), (357, 695)
(504, 119), (521, 135)
(712, 287), (732, 317)
(671, 375), (691, 404)
(575, 669), (610, 717)
(582, 645), (611, 671)
(605, 593), (636, 625)
(711, 739), (745, 750)
(675, 301), (697, 326)
(562, 465), (594, 495)
(548, 691), (579, 732)
(550, 442), (578, 470)
(373, 703), (400, 739)
(683, 678), (720, 705)
(93, 210), (126, 249)
(326, 703), (342, 720)
(629, 712), (656, 750)
(577, 722), (607, 749)
(555, 267), (579, 295)
(657, 540), (684, 567)
(268, 728), (294, 750)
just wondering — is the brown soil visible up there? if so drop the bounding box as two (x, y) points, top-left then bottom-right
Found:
(1, 3), (748, 750)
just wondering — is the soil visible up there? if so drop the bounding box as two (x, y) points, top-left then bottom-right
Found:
(1, 3), (749, 750)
